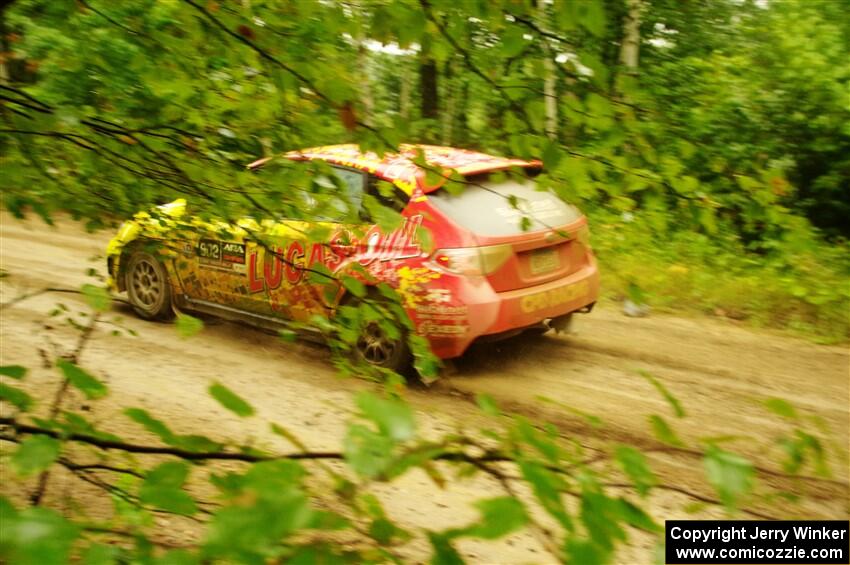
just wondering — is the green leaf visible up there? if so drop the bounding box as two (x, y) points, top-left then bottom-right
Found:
(270, 422), (308, 451)
(140, 461), (197, 516)
(175, 314), (204, 338)
(475, 393), (499, 417)
(0, 503), (79, 565)
(563, 538), (608, 565)
(519, 460), (571, 528)
(0, 382), (33, 411)
(57, 360), (107, 400)
(763, 398), (798, 420)
(82, 543), (121, 565)
(627, 281), (646, 305)
(703, 446), (754, 509)
(343, 424), (395, 478)
(370, 518), (402, 545)
(736, 175), (761, 191)
(615, 497), (661, 532)
(698, 207), (717, 234)
(428, 532), (465, 565)
(209, 382), (254, 417)
(81, 284), (111, 312)
(501, 26), (527, 57)
(278, 328), (297, 343)
(580, 490), (626, 550)
(287, 546), (347, 564)
(542, 141), (564, 170)
(342, 276), (367, 299)
(356, 392), (415, 442)
(579, 0), (607, 37)
(0, 365), (27, 379)
(62, 411), (122, 442)
(125, 408), (174, 441)
(384, 442), (447, 480)
(152, 549), (200, 565)
(459, 497), (528, 540)
(614, 445), (656, 497)
(204, 464), (313, 561)
(363, 194), (404, 233)
(516, 419), (560, 463)
(639, 370), (685, 418)
(779, 430), (828, 476)
(11, 435), (61, 476)
(306, 510), (350, 531)
(243, 460), (307, 497)
(672, 175), (699, 195)
(648, 415), (684, 447)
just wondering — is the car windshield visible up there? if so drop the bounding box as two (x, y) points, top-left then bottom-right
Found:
(428, 172), (581, 236)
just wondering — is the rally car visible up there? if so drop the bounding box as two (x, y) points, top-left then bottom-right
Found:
(106, 144), (599, 372)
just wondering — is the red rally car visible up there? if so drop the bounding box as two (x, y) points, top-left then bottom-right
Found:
(107, 144), (599, 373)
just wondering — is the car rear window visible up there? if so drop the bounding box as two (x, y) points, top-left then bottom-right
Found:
(428, 173), (581, 236)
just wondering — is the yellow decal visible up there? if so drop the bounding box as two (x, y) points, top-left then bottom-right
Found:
(396, 266), (441, 310)
(520, 280), (589, 314)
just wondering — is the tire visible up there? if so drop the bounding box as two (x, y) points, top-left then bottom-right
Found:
(125, 250), (174, 321)
(348, 292), (412, 374)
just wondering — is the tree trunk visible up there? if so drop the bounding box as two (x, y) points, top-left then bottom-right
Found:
(441, 61), (455, 145)
(456, 77), (469, 146)
(399, 63), (412, 120)
(0, 3), (9, 85)
(357, 36), (374, 126)
(619, 0), (643, 71)
(542, 57), (557, 140)
(420, 57), (439, 121)
(537, 2), (557, 140)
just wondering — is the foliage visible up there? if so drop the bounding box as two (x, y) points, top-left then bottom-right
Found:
(591, 208), (850, 341)
(0, 0), (848, 562)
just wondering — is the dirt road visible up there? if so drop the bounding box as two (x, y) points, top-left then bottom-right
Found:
(2, 213), (848, 563)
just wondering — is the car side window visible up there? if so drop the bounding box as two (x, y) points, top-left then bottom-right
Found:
(367, 174), (408, 213)
(330, 166), (366, 212)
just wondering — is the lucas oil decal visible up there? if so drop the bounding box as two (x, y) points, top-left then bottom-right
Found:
(248, 215), (424, 293)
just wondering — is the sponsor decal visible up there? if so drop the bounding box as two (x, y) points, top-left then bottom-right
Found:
(197, 239), (246, 272)
(418, 321), (469, 336)
(412, 288), (470, 337)
(247, 216), (425, 294)
(415, 303), (468, 316)
(221, 242), (246, 264)
(424, 289), (451, 304)
(520, 280), (589, 314)
(198, 239), (221, 262)
(287, 144), (535, 194)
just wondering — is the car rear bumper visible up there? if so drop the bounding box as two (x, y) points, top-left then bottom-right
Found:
(423, 257), (600, 359)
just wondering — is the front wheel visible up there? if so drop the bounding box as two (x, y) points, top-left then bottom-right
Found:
(125, 251), (174, 321)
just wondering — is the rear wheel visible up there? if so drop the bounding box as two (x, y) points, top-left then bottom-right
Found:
(125, 251), (174, 321)
(348, 293), (411, 374)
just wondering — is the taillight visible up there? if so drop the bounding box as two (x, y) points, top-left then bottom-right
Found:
(430, 245), (512, 276)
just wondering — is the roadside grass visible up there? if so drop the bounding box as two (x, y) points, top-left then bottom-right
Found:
(589, 212), (850, 344)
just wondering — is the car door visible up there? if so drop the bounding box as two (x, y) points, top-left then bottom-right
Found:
(241, 165), (368, 323)
(170, 218), (253, 311)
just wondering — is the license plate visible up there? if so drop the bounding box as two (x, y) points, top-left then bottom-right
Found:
(529, 248), (560, 275)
